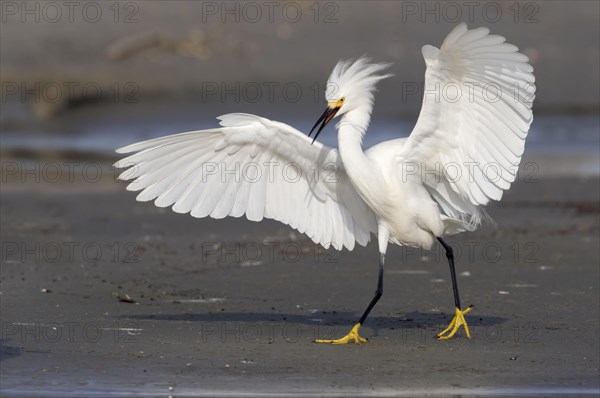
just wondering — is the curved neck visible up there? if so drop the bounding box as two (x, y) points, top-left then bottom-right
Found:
(337, 105), (372, 182)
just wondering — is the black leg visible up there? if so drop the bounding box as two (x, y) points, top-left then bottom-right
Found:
(437, 237), (461, 309)
(314, 253), (385, 343)
(358, 253), (385, 325)
(436, 237), (474, 340)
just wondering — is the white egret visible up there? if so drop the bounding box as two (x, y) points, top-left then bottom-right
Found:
(115, 23), (535, 344)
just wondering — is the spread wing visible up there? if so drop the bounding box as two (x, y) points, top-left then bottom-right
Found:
(115, 113), (377, 250)
(399, 23), (536, 227)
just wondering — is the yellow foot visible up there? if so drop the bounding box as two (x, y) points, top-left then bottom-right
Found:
(437, 306), (473, 340)
(314, 323), (368, 345)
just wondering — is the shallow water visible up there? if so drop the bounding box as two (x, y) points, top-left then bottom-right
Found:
(2, 385), (599, 397)
(1, 114), (598, 176)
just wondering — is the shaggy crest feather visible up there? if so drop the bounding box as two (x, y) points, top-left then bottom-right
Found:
(325, 56), (393, 112)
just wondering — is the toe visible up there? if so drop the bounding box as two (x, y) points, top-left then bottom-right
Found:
(314, 339), (335, 344)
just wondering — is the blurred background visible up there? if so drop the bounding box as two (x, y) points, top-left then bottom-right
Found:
(1, 0), (599, 176)
(2, 2), (599, 395)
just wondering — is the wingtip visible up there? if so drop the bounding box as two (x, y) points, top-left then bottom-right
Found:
(453, 22), (469, 34)
(422, 45), (440, 63)
(115, 145), (134, 155)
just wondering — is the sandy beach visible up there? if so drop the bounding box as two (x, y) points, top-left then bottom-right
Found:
(1, 1), (599, 396)
(1, 157), (598, 396)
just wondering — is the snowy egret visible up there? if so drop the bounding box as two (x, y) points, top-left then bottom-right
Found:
(115, 23), (535, 344)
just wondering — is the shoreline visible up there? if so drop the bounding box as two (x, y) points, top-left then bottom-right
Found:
(1, 172), (598, 394)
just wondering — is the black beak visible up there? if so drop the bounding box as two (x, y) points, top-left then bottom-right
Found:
(308, 106), (340, 144)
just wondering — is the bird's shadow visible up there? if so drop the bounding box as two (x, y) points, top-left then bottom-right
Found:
(123, 311), (507, 339)
(0, 339), (22, 362)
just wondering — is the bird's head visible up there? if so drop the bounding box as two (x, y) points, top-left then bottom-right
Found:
(309, 56), (393, 143)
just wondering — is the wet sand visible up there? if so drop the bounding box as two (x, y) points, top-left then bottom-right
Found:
(1, 160), (599, 396)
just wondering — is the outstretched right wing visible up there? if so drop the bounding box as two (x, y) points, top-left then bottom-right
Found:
(398, 23), (535, 230)
(114, 113), (377, 250)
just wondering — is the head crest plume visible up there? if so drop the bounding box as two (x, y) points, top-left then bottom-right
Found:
(325, 56), (393, 106)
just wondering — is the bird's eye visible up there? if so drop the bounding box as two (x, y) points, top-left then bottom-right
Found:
(340, 98), (345, 102)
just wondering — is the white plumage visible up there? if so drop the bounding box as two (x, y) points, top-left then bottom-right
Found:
(116, 113), (376, 251)
(115, 23), (535, 342)
(116, 23), (535, 253)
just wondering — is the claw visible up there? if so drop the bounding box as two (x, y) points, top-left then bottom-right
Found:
(437, 305), (473, 340)
(314, 323), (368, 345)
